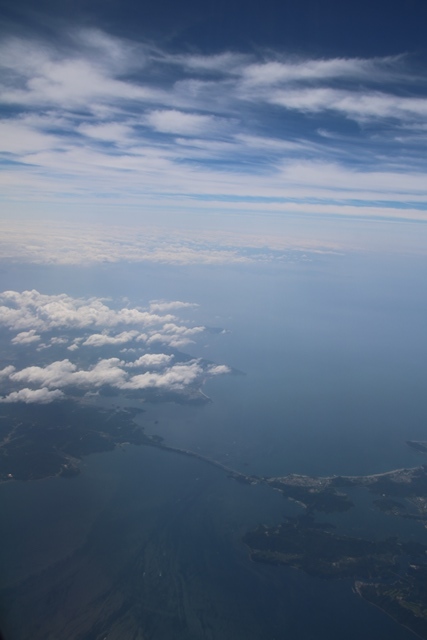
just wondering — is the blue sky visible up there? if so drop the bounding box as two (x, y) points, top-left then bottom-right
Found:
(1, 0), (427, 259)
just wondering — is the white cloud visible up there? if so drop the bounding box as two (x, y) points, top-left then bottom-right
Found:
(0, 365), (15, 378)
(146, 323), (204, 348)
(122, 360), (203, 391)
(161, 322), (204, 336)
(0, 290), (175, 333)
(5, 355), (227, 397)
(173, 51), (248, 73)
(50, 337), (68, 345)
(0, 43), (161, 109)
(127, 353), (174, 368)
(239, 56), (400, 87)
(208, 364), (231, 375)
(11, 330), (41, 345)
(82, 330), (139, 347)
(0, 289), (232, 402)
(1, 29), (426, 245)
(77, 122), (133, 143)
(149, 300), (198, 313)
(10, 358), (127, 390)
(268, 88), (427, 122)
(0, 220), (343, 268)
(145, 110), (233, 136)
(0, 387), (65, 404)
(0, 121), (60, 154)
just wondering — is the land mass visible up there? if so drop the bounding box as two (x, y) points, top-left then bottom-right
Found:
(261, 465), (427, 520)
(240, 463), (427, 639)
(0, 401), (156, 482)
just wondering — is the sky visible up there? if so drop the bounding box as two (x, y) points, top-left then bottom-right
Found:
(1, 0), (427, 259)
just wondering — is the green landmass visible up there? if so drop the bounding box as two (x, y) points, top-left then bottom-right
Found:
(0, 401), (153, 482)
(265, 477), (354, 513)
(356, 566), (427, 640)
(242, 466), (427, 639)
(262, 465), (427, 522)
(243, 515), (422, 579)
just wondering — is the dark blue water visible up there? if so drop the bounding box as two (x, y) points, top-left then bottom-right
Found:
(1, 252), (427, 638)
(0, 445), (418, 640)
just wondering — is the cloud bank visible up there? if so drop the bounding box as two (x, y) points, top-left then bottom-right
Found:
(0, 290), (230, 403)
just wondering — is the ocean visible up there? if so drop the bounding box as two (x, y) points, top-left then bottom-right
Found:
(1, 250), (426, 638)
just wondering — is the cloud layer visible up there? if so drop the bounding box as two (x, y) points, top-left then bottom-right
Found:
(0, 290), (230, 403)
(0, 220), (341, 266)
(0, 29), (426, 228)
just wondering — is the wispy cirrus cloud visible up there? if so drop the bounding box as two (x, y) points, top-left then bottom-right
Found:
(267, 88), (427, 121)
(239, 55), (404, 87)
(149, 301), (199, 313)
(0, 28), (426, 230)
(145, 110), (235, 136)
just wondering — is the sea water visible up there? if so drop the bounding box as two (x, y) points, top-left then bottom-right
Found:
(1, 252), (426, 638)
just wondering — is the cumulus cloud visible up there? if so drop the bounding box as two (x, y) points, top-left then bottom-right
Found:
(0, 290), (209, 356)
(50, 336), (68, 345)
(0, 365), (15, 378)
(0, 291), (209, 356)
(82, 330), (139, 347)
(122, 360), (203, 391)
(0, 388), (65, 404)
(0, 290), (231, 402)
(10, 358), (127, 390)
(127, 353), (174, 368)
(3, 355), (226, 397)
(11, 330), (41, 345)
(0, 290), (175, 333)
(208, 364), (231, 375)
(146, 323), (204, 348)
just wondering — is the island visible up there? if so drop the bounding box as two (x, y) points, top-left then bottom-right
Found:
(240, 461), (427, 640)
(261, 465), (427, 520)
